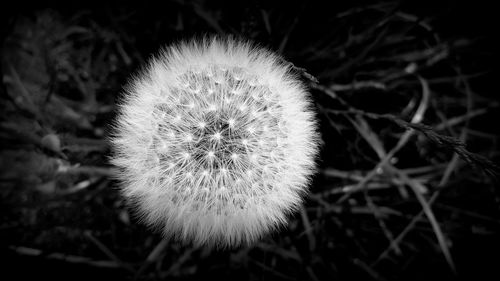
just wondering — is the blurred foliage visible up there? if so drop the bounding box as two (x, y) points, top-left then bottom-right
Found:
(1, 1), (499, 281)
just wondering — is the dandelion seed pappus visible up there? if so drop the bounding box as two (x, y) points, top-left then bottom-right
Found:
(111, 36), (320, 248)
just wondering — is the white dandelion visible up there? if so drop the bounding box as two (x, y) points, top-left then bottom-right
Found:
(111, 36), (320, 248)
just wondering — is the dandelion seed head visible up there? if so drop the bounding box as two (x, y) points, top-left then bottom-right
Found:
(111, 36), (320, 248)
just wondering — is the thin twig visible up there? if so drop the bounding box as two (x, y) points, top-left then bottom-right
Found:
(389, 167), (456, 273)
(299, 206), (316, 251)
(9, 245), (123, 269)
(84, 231), (135, 273)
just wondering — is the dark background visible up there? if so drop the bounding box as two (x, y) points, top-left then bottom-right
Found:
(1, 1), (499, 280)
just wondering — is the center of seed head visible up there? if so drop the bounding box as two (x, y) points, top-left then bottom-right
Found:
(151, 65), (283, 198)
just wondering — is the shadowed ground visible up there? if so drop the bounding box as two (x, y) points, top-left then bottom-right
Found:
(1, 1), (499, 280)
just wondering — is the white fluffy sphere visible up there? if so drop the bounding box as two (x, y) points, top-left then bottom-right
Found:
(111, 36), (320, 248)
